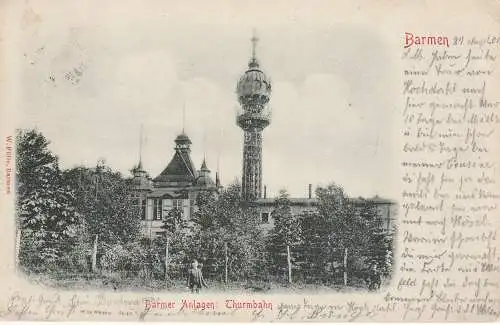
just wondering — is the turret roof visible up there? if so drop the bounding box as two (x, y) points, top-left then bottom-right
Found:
(154, 148), (197, 185)
(200, 159), (208, 171)
(154, 131), (198, 185)
(195, 159), (214, 187)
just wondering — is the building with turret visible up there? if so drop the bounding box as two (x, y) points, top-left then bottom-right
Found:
(130, 133), (219, 238)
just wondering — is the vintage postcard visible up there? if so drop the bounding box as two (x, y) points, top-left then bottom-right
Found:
(0, 0), (499, 322)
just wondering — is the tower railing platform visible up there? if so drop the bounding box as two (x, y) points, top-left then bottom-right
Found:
(235, 104), (272, 129)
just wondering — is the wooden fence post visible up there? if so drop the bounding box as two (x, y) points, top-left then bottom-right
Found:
(224, 242), (228, 284)
(92, 234), (98, 273)
(164, 239), (169, 281)
(343, 247), (348, 286)
(287, 245), (292, 284)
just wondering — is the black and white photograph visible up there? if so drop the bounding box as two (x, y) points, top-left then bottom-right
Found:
(14, 18), (397, 294)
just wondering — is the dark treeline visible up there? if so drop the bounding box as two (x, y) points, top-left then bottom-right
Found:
(16, 129), (394, 290)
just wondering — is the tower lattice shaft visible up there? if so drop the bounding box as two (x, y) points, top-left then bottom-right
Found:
(242, 129), (263, 200)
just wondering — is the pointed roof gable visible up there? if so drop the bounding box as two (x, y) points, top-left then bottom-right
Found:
(153, 132), (198, 186)
(154, 149), (197, 185)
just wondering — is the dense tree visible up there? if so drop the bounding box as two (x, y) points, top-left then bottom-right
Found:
(314, 184), (391, 286)
(161, 207), (183, 234)
(16, 129), (80, 271)
(192, 190), (218, 230)
(360, 202), (394, 279)
(166, 183), (268, 283)
(63, 163), (141, 246)
(296, 210), (332, 282)
(265, 190), (302, 278)
(263, 183), (390, 286)
(228, 197), (267, 282)
(152, 205), (199, 280)
(270, 190), (302, 245)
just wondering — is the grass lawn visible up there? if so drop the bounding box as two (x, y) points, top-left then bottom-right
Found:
(25, 271), (375, 294)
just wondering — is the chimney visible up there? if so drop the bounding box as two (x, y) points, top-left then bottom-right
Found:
(264, 185), (267, 199)
(308, 184), (312, 199)
(215, 172), (220, 187)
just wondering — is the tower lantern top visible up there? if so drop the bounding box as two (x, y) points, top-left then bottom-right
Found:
(236, 31), (272, 112)
(175, 132), (192, 152)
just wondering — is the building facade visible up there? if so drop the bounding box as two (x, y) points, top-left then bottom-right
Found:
(252, 194), (397, 234)
(130, 133), (219, 237)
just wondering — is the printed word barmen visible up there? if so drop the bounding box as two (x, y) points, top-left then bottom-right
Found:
(405, 32), (450, 48)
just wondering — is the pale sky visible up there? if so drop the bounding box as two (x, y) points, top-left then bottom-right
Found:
(16, 1), (400, 199)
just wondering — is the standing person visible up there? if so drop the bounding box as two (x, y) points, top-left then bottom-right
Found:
(187, 259), (208, 293)
(367, 263), (381, 291)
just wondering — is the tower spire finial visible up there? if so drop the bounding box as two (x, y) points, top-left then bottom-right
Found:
(138, 124), (143, 169)
(217, 127), (222, 174)
(216, 126), (221, 187)
(249, 29), (259, 68)
(182, 102), (186, 133)
(251, 29), (258, 60)
(201, 133), (208, 172)
(203, 131), (207, 161)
